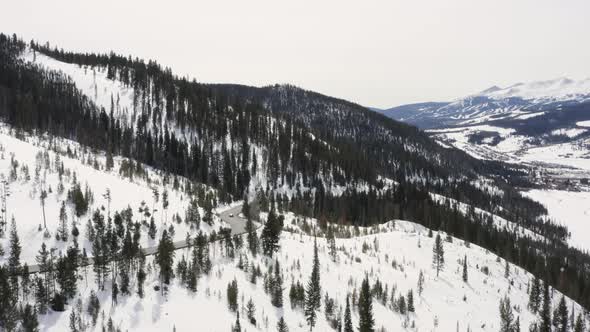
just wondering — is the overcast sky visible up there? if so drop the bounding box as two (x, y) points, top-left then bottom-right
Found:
(2, 0), (589, 108)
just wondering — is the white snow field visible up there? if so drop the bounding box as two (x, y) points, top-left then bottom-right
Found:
(33, 216), (587, 331)
(523, 189), (590, 252)
(517, 139), (590, 172)
(0, 126), (224, 266)
(22, 48), (135, 127)
(429, 123), (590, 173)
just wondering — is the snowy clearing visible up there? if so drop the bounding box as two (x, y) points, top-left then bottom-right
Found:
(523, 189), (590, 252)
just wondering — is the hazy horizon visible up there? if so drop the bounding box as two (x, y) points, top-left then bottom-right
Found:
(2, 0), (589, 109)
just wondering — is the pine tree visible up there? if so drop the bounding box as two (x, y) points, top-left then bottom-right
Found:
(529, 276), (541, 313)
(35, 243), (51, 312)
(358, 276), (375, 332)
(540, 280), (552, 332)
(344, 296), (354, 332)
(246, 298), (256, 325)
(21, 303), (39, 332)
(155, 229), (175, 288)
(148, 217), (157, 240)
(305, 237), (321, 330)
(185, 198), (200, 228)
(398, 295), (406, 315)
(58, 201), (68, 241)
(462, 255), (468, 283)
(0, 265), (18, 330)
(432, 233), (445, 277)
(21, 263), (31, 301)
(327, 226), (337, 262)
(8, 217), (21, 292)
(261, 209), (283, 257)
(288, 280), (305, 309)
(34, 277), (47, 315)
(574, 312), (586, 332)
(407, 289), (415, 313)
(56, 254), (72, 300)
(417, 270), (425, 296)
(277, 316), (289, 332)
(514, 316), (521, 332)
(137, 254), (146, 298)
(246, 215), (258, 256)
(40, 189), (47, 229)
(162, 189), (169, 223)
(499, 296), (514, 332)
(227, 279), (239, 312)
(87, 290), (101, 326)
(187, 259), (198, 293)
(272, 259), (284, 308)
(553, 296), (568, 332)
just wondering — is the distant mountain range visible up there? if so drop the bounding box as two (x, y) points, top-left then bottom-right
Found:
(373, 78), (590, 174)
(378, 77), (590, 130)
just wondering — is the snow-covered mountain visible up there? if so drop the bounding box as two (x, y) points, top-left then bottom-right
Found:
(0, 129), (587, 331)
(380, 77), (590, 179)
(481, 77), (590, 102)
(382, 77), (590, 129)
(1, 34), (590, 332)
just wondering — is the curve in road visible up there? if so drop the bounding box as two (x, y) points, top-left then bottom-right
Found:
(26, 205), (249, 274)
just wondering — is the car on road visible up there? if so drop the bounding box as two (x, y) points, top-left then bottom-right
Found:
(229, 213), (234, 217)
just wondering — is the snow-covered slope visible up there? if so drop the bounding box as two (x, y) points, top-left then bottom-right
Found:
(522, 189), (590, 252)
(2, 38), (588, 331)
(23, 48), (136, 126)
(0, 124), (586, 331)
(0, 126), (224, 265)
(34, 215), (588, 331)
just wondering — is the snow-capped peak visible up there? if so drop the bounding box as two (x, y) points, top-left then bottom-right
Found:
(477, 77), (590, 102)
(479, 85), (502, 94)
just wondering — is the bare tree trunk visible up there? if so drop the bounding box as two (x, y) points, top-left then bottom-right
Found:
(42, 203), (47, 229)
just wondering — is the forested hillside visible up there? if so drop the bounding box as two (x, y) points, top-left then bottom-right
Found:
(0, 32), (589, 321)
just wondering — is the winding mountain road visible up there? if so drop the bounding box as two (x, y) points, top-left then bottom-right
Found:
(27, 205), (247, 274)
(168, 204), (247, 251)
